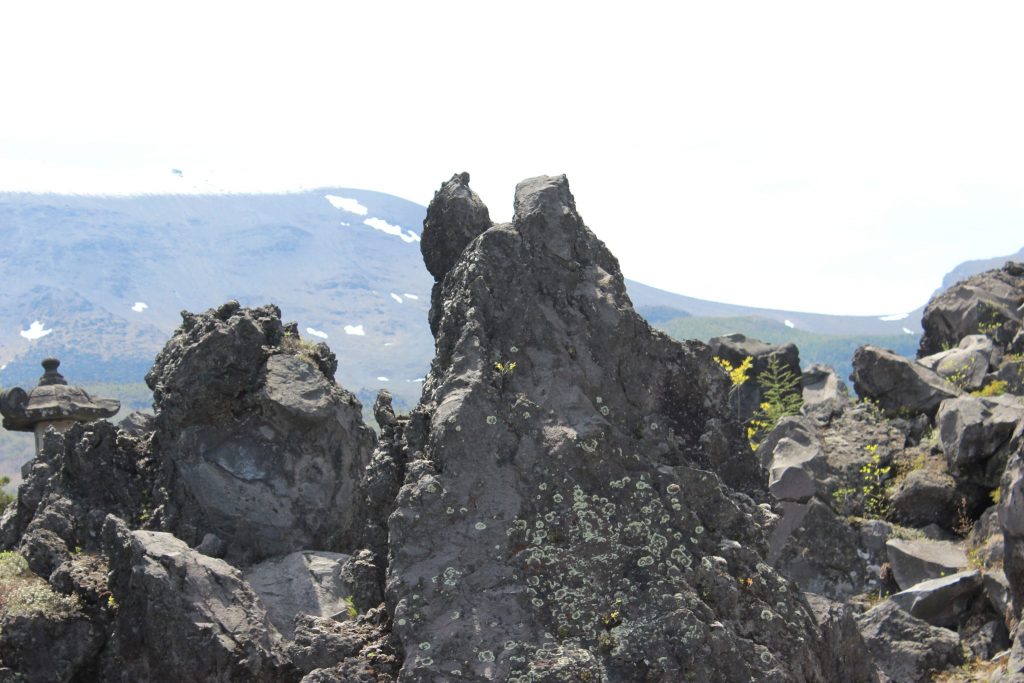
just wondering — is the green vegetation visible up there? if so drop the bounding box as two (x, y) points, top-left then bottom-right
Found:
(342, 595), (358, 619)
(0, 551), (80, 620)
(493, 361), (517, 376)
(746, 356), (803, 449)
(0, 476), (14, 515)
(973, 380), (1009, 397)
(859, 445), (891, 518)
(712, 355), (752, 414)
(658, 315), (918, 383)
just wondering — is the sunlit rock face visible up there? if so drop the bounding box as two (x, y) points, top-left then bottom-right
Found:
(385, 174), (834, 681)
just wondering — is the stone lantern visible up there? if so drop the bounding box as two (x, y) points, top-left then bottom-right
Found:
(0, 358), (120, 454)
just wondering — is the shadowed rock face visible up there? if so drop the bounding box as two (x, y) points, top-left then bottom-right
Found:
(146, 301), (376, 564)
(386, 175), (832, 681)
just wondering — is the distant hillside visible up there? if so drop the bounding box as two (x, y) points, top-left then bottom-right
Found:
(656, 315), (920, 382)
(0, 186), (1017, 486)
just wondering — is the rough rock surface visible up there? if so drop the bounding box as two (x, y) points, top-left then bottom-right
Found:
(803, 594), (880, 682)
(758, 417), (831, 503)
(919, 262), (1024, 357)
(939, 396), (1024, 489)
(888, 570), (983, 628)
(801, 364), (850, 424)
(244, 551), (355, 638)
(885, 538), (968, 591)
(146, 302), (377, 563)
(850, 345), (961, 418)
(855, 601), (962, 683)
(386, 174), (834, 681)
(99, 517), (291, 682)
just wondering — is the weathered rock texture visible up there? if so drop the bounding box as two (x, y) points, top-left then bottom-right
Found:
(146, 302), (376, 563)
(919, 262), (1024, 357)
(850, 345), (961, 418)
(385, 174), (834, 681)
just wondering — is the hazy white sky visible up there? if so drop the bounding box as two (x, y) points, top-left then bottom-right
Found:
(2, 2), (1023, 315)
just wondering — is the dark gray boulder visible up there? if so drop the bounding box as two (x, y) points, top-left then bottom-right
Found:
(384, 174), (835, 681)
(856, 601), (962, 683)
(99, 516), (292, 682)
(919, 262), (1024, 357)
(0, 612), (105, 683)
(850, 345), (961, 418)
(801, 364), (850, 424)
(938, 396), (1024, 489)
(890, 468), (962, 532)
(758, 417), (831, 503)
(244, 551), (356, 639)
(803, 594), (881, 682)
(767, 499), (875, 600)
(885, 538), (968, 590)
(147, 304), (377, 563)
(888, 569), (983, 628)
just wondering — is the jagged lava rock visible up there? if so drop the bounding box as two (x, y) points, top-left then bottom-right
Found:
(919, 262), (1024, 357)
(146, 302), (376, 563)
(938, 395), (1024, 488)
(855, 601), (962, 683)
(885, 538), (968, 590)
(888, 570), (983, 628)
(386, 174), (834, 681)
(850, 345), (961, 418)
(801, 364), (850, 424)
(99, 516), (292, 682)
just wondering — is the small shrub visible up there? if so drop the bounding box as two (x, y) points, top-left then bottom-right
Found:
(972, 380), (1009, 397)
(945, 363), (972, 391)
(713, 355), (752, 415)
(0, 476), (14, 515)
(860, 445), (891, 519)
(0, 552), (80, 620)
(342, 595), (358, 619)
(747, 356), (803, 450)
(280, 332), (322, 369)
(493, 361), (517, 377)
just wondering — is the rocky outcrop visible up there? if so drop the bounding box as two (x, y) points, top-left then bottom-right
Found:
(855, 601), (962, 683)
(801, 364), (850, 424)
(850, 345), (961, 418)
(147, 302), (377, 563)
(938, 396), (1024, 489)
(386, 174), (833, 680)
(919, 262), (1024, 357)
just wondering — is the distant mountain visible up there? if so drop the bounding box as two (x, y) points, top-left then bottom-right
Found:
(939, 246), (1024, 291)
(0, 189), (435, 412)
(1, 188), (1018, 418)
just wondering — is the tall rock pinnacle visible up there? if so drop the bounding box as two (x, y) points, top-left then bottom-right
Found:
(385, 174), (833, 681)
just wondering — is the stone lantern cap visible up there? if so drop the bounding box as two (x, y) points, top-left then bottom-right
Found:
(0, 358), (120, 433)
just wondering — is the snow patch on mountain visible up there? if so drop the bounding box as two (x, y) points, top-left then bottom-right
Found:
(20, 321), (52, 340)
(344, 324), (366, 336)
(403, 293), (420, 300)
(880, 312), (910, 321)
(364, 217), (420, 243)
(131, 302), (148, 313)
(784, 319), (795, 328)
(325, 195), (369, 216)
(390, 293), (403, 303)
(306, 327), (329, 339)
